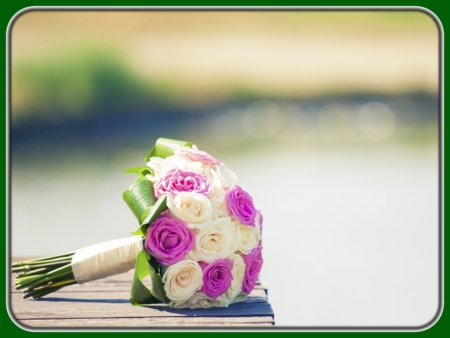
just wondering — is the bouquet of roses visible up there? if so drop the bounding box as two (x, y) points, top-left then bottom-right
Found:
(12, 138), (264, 309)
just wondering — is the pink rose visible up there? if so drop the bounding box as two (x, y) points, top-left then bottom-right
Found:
(154, 168), (210, 198)
(242, 245), (263, 294)
(144, 216), (195, 265)
(199, 258), (234, 299)
(225, 185), (257, 226)
(175, 145), (222, 165)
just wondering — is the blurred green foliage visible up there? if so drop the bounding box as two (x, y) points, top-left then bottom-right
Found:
(12, 44), (175, 124)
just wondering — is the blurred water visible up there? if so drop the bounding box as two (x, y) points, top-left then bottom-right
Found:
(233, 144), (439, 327)
(10, 140), (439, 327)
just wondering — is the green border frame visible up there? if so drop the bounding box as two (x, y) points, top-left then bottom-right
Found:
(2, 2), (446, 335)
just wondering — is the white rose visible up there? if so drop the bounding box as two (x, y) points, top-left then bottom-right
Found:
(169, 291), (231, 309)
(167, 192), (213, 231)
(147, 155), (205, 181)
(188, 218), (238, 262)
(162, 260), (203, 301)
(234, 221), (262, 255)
(211, 165), (238, 190)
(255, 210), (263, 236)
(209, 184), (229, 220)
(146, 156), (172, 181)
(225, 253), (246, 300)
(169, 290), (248, 309)
(208, 166), (239, 220)
(232, 293), (248, 304)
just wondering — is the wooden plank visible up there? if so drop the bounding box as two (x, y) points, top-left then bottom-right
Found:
(10, 270), (266, 291)
(11, 285), (268, 299)
(12, 295), (273, 319)
(19, 316), (274, 328)
(20, 321), (274, 327)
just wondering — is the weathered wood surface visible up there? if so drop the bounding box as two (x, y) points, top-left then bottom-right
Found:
(10, 262), (274, 329)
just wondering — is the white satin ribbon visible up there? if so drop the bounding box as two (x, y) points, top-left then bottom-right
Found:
(71, 236), (143, 283)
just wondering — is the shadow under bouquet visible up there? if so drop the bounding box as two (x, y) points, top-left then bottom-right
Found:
(12, 138), (264, 309)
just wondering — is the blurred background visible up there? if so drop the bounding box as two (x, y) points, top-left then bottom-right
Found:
(10, 10), (440, 327)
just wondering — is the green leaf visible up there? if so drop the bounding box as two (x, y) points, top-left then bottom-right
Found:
(122, 179), (157, 225)
(130, 251), (170, 305)
(132, 195), (168, 237)
(145, 138), (193, 162)
(124, 166), (149, 174)
(131, 228), (145, 237)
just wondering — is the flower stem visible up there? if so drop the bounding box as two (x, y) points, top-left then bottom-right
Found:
(12, 260), (72, 273)
(17, 267), (52, 278)
(23, 278), (77, 299)
(15, 264), (72, 290)
(12, 252), (75, 267)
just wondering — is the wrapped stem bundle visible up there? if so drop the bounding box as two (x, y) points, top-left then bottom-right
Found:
(12, 138), (264, 309)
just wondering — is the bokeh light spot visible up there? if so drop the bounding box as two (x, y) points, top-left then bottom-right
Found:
(317, 102), (358, 141)
(358, 102), (396, 141)
(243, 100), (284, 139)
